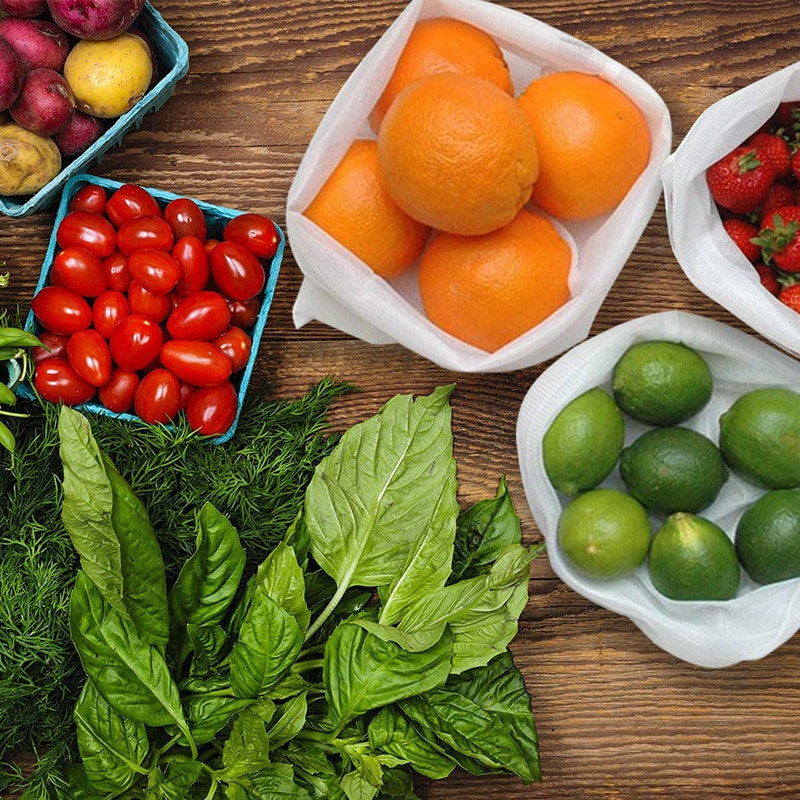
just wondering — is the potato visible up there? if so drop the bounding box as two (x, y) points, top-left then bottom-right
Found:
(63, 32), (152, 119)
(0, 122), (61, 196)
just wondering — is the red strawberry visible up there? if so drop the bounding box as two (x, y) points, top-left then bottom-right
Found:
(747, 131), (791, 178)
(722, 217), (761, 262)
(790, 149), (800, 182)
(706, 147), (775, 213)
(774, 101), (800, 134)
(759, 182), (795, 224)
(755, 263), (780, 296)
(778, 282), (800, 313)
(754, 205), (800, 272)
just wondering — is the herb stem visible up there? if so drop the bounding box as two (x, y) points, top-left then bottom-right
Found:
(304, 581), (349, 642)
(202, 776), (219, 800)
(291, 657), (324, 673)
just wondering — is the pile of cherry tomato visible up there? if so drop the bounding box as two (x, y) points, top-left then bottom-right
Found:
(29, 181), (279, 436)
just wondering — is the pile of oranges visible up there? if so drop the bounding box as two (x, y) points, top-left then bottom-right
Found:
(304, 17), (652, 353)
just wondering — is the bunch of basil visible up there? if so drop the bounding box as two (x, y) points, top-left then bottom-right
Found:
(57, 385), (542, 799)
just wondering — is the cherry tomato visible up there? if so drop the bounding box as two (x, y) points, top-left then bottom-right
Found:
(109, 315), (164, 372)
(227, 297), (261, 329)
(213, 326), (252, 373)
(204, 238), (221, 256)
(128, 250), (181, 294)
(172, 236), (210, 296)
(98, 368), (140, 413)
(92, 290), (130, 339)
(159, 340), (231, 387)
(164, 197), (207, 242)
(34, 357), (95, 406)
(178, 380), (195, 408)
(210, 241), (265, 302)
(134, 368), (182, 424)
(223, 213), (279, 259)
(104, 251), (132, 293)
(51, 246), (108, 297)
(127, 281), (171, 323)
(185, 381), (238, 436)
(32, 331), (69, 363)
(56, 211), (117, 258)
(167, 291), (231, 341)
(31, 286), (92, 335)
(68, 184), (107, 215)
(67, 329), (112, 387)
(105, 183), (162, 228)
(117, 215), (175, 255)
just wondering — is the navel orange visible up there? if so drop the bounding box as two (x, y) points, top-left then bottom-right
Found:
(517, 71), (651, 220)
(304, 139), (431, 279)
(418, 208), (572, 352)
(369, 17), (513, 133)
(378, 72), (539, 237)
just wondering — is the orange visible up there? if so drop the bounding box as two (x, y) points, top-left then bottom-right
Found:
(517, 71), (651, 220)
(303, 139), (430, 279)
(378, 73), (539, 237)
(418, 208), (572, 352)
(369, 17), (513, 133)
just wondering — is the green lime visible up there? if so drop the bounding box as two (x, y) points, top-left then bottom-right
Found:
(648, 512), (740, 601)
(543, 387), (625, 495)
(719, 387), (800, 489)
(557, 488), (651, 579)
(620, 426), (728, 515)
(612, 340), (713, 426)
(735, 489), (800, 584)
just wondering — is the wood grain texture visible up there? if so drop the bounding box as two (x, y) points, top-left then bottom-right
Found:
(2, 1), (800, 797)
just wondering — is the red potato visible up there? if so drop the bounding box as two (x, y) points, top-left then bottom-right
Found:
(0, 17), (70, 72)
(9, 67), (75, 136)
(53, 110), (104, 157)
(0, 0), (47, 16)
(0, 37), (22, 113)
(46, 0), (145, 40)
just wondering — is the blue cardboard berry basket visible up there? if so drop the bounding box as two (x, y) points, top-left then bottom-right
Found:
(0, 2), (189, 218)
(20, 173), (285, 444)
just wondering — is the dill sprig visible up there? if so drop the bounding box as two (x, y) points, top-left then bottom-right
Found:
(0, 377), (354, 797)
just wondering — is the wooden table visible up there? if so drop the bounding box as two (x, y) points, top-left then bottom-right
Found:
(2, 1), (799, 798)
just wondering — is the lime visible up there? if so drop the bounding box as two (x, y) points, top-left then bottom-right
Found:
(612, 340), (713, 426)
(735, 489), (800, 584)
(557, 488), (651, 579)
(719, 387), (800, 489)
(648, 512), (740, 601)
(543, 387), (625, 495)
(620, 426), (728, 515)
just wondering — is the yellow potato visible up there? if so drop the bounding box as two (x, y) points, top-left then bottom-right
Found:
(64, 33), (153, 119)
(0, 123), (61, 196)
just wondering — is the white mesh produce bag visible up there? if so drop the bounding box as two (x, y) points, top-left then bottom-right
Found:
(287, 0), (672, 373)
(662, 62), (800, 359)
(517, 311), (800, 669)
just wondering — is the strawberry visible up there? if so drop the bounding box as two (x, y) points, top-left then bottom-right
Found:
(747, 131), (791, 178)
(722, 217), (761, 262)
(759, 182), (795, 224)
(775, 101), (800, 135)
(778, 282), (800, 313)
(790, 149), (800, 182)
(755, 263), (780, 296)
(706, 146), (775, 213)
(754, 205), (800, 272)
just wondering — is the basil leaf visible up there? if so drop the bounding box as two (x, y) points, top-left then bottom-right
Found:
(230, 589), (303, 699)
(74, 679), (149, 795)
(59, 406), (169, 646)
(252, 542), (310, 633)
(398, 652), (540, 783)
(323, 620), (453, 731)
(146, 761), (205, 799)
(169, 502), (246, 663)
(0, 326), (42, 348)
(451, 477), (522, 581)
(368, 707), (455, 780)
(268, 691), (308, 749)
(376, 767), (419, 799)
(186, 622), (229, 678)
(244, 764), (313, 799)
(0, 420), (15, 453)
(305, 385), (456, 600)
(70, 570), (189, 732)
(340, 769), (378, 800)
(0, 382), (17, 406)
(220, 703), (275, 781)
(186, 695), (254, 746)
(60, 765), (107, 799)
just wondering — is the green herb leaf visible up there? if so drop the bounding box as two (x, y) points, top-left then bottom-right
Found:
(74, 679), (149, 795)
(252, 541), (311, 633)
(186, 622), (229, 678)
(146, 760), (205, 799)
(185, 694), (255, 746)
(220, 702), (275, 781)
(245, 763), (313, 799)
(267, 691), (308, 749)
(0, 419), (15, 453)
(0, 382), (17, 407)
(323, 620), (453, 732)
(399, 652), (540, 783)
(168, 502), (246, 665)
(69, 570), (188, 733)
(0, 326), (43, 349)
(59, 407), (169, 646)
